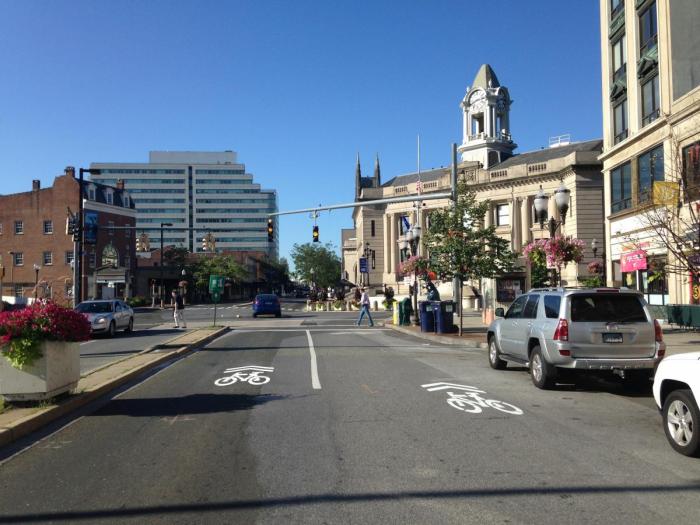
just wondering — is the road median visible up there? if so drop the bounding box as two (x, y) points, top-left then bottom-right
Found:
(385, 322), (487, 349)
(0, 326), (229, 449)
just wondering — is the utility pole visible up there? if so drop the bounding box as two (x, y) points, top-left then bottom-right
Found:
(450, 143), (463, 337)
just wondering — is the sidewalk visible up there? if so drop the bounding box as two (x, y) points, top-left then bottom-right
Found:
(385, 313), (700, 357)
(0, 326), (228, 449)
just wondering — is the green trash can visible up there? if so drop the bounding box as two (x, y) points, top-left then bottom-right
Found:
(400, 297), (413, 326)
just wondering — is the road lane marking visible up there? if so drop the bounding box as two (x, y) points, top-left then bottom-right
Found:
(215, 366), (274, 386)
(306, 330), (322, 390)
(421, 383), (523, 415)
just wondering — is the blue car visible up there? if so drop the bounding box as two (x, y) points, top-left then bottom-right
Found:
(253, 294), (281, 318)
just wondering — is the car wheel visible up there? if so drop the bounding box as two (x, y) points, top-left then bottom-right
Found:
(125, 317), (134, 333)
(488, 336), (507, 370)
(530, 345), (555, 389)
(108, 321), (116, 338)
(662, 389), (700, 457)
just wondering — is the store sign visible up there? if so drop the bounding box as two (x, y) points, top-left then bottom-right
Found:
(621, 250), (647, 272)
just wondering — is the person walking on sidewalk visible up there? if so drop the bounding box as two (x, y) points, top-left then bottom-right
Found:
(172, 289), (187, 329)
(356, 287), (374, 327)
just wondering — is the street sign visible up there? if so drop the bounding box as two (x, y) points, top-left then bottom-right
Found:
(209, 275), (224, 294)
(359, 257), (368, 274)
(212, 291), (221, 302)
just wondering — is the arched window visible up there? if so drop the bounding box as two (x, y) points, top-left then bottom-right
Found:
(101, 244), (119, 268)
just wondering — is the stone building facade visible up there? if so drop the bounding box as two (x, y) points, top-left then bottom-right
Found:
(343, 65), (605, 320)
(599, 0), (700, 306)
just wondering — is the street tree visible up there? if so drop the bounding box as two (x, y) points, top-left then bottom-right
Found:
(186, 255), (246, 292)
(423, 181), (516, 332)
(163, 246), (189, 268)
(290, 243), (340, 289)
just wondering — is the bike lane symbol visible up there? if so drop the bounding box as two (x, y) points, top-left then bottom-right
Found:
(421, 382), (523, 415)
(215, 366), (275, 387)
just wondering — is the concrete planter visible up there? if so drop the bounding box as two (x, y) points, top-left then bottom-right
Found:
(0, 341), (80, 401)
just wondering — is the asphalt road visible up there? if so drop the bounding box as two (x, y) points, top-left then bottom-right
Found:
(1, 312), (699, 524)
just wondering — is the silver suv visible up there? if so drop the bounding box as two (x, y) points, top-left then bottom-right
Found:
(487, 288), (666, 389)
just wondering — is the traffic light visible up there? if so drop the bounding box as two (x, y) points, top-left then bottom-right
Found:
(202, 235), (209, 252)
(267, 218), (274, 243)
(312, 225), (319, 242)
(66, 215), (76, 236)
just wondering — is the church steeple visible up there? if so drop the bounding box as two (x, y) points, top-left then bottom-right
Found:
(355, 153), (362, 199)
(373, 154), (381, 187)
(457, 64), (517, 168)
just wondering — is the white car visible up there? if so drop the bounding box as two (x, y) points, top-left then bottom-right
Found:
(653, 351), (700, 457)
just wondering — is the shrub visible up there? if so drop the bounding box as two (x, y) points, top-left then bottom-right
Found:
(0, 301), (91, 369)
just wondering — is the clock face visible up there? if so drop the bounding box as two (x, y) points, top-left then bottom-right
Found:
(469, 90), (485, 106)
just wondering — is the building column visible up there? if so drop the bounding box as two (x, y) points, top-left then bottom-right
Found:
(390, 214), (398, 275)
(521, 196), (531, 248)
(383, 214), (390, 274)
(512, 199), (521, 252)
(484, 105), (491, 138)
(484, 203), (492, 229)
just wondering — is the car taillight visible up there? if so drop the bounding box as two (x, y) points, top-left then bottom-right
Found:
(654, 319), (663, 343)
(553, 318), (569, 342)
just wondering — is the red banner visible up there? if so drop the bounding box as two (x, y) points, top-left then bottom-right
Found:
(621, 250), (647, 272)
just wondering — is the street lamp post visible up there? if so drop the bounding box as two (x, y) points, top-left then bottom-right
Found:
(159, 222), (173, 308)
(362, 242), (372, 287)
(401, 221), (422, 326)
(533, 182), (571, 286)
(591, 238), (606, 286)
(33, 264), (40, 301)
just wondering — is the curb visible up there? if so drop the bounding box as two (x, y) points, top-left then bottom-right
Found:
(0, 327), (229, 450)
(385, 323), (487, 349)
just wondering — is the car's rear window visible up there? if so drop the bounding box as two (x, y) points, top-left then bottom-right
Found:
(544, 295), (561, 318)
(257, 295), (277, 300)
(76, 302), (112, 313)
(570, 294), (647, 323)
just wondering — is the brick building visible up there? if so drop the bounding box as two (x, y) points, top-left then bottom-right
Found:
(134, 248), (274, 303)
(0, 168), (136, 307)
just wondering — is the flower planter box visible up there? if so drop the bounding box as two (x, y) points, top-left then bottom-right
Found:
(0, 341), (80, 401)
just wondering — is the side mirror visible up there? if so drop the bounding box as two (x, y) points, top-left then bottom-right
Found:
(495, 307), (505, 318)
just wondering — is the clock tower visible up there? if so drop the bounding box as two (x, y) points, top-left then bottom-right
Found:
(457, 64), (517, 168)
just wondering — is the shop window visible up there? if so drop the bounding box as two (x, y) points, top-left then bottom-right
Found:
(682, 140), (700, 201)
(641, 74), (660, 126)
(638, 144), (664, 203)
(611, 162), (632, 212)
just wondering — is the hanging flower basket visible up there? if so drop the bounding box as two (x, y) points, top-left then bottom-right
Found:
(523, 236), (585, 268)
(399, 255), (430, 276)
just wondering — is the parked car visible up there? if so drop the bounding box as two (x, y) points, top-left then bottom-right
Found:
(653, 351), (700, 457)
(76, 299), (134, 336)
(253, 294), (281, 318)
(487, 288), (665, 389)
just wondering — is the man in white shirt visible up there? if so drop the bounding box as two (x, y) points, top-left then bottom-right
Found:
(356, 287), (374, 327)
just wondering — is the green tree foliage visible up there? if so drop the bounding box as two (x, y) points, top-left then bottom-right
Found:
(423, 181), (516, 284)
(163, 246), (189, 268)
(290, 243), (341, 289)
(261, 257), (292, 292)
(186, 255), (247, 289)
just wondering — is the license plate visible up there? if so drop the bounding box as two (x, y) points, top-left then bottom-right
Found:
(603, 333), (623, 343)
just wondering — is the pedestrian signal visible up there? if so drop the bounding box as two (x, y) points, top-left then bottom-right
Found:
(313, 225), (319, 242)
(267, 218), (274, 242)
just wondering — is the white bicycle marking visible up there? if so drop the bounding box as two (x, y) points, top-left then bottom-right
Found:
(421, 382), (523, 415)
(215, 366), (275, 387)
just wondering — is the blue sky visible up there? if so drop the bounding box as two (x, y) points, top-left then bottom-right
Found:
(0, 0), (602, 266)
